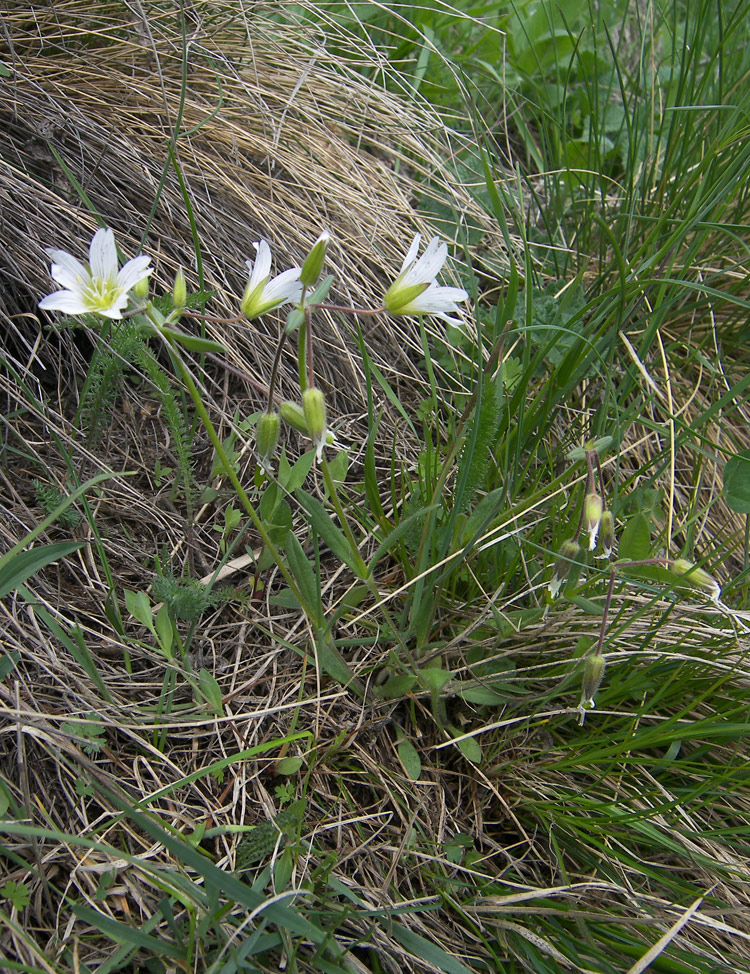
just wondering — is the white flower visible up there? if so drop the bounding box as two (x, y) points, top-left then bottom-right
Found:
(384, 234), (468, 324)
(39, 227), (152, 320)
(241, 240), (303, 319)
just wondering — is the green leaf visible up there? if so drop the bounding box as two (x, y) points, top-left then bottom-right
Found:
(283, 533), (322, 626)
(306, 274), (334, 305)
(285, 307), (305, 334)
(325, 448), (349, 486)
(397, 738), (422, 780)
(724, 450), (750, 513)
(315, 628), (362, 695)
(389, 923), (475, 974)
(124, 589), (154, 632)
(0, 542), (83, 599)
(0, 782), (10, 818)
(1, 880), (31, 910)
(276, 757), (304, 775)
(450, 728), (482, 765)
(0, 652), (19, 681)
(286, 450), (316, 491)
(198, 669), (224, 715)
(154, 604), (174, 656)
(458, 685), (507, 706)
(295, 488), (366, 577)
(72, 903), (184, 959)
(161, 327), (226, 355)
(420, 666), (452, 694)
(375, 673), (417, 699)
(618, 512), (651, 562)
(370, 503), (441, 570)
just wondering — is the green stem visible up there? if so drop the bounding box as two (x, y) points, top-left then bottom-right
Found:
(159, 336), (311, 617)
(298, 315), (308, 393)
(320, 459), (368, 580)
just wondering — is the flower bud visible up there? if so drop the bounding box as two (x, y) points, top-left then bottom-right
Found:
(670, 558), (721, 603)
(597, 509), (615, 558)
(584, 493), (604, 551)
(299, 231), (330, 288)
(548, 539), (580, 598)
(302, 386), (328, 461)
(256, 410), (281, 473)
(280, 400), (309, 435)
(172, 266), (186, 309)
(581, 654), (606, 708)
(132, 273), (150, 301)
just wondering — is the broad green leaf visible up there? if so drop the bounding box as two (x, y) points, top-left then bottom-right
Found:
(276, 757), (304, 775)
(154, 604), (174, 656)
(618, 512), (651, 562)
(375, 673), (417, 699)
(724, 450), (750, 513)
(124, 590), (154, 631)
(459, 686), (507, 706)
(325, 448), (349, 486)
(420, 666), (452, 694)
(314, 629), (362, 695)
(397, 738), (422, 780)
(450, 729), (482, 765)
(286, 450), (316, 492)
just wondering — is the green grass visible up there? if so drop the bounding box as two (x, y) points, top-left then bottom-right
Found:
(2, 0), (750, 972)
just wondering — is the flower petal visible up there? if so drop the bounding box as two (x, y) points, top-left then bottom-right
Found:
(117, 254), (152, 293)
(89, 228), (119, 283)
(38, 289), (90, 315)
(247, 240), (272, 290)
(397, 233), (422, 274)
(261, 267), (303, 305)
(46, 249), (90, 292)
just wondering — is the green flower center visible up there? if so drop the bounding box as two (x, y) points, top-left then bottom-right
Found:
(84, 277), (121, 312)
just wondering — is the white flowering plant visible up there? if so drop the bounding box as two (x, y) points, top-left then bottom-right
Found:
(38, 223), (471, 696)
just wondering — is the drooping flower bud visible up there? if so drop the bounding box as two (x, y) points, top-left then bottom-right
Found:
(299, 231), (330, 288)
(280, 400), (309, 435)
(597, 509), (615, 559)
(302, 386), (329, 461)
(670, 558), (721, 603)
(578, 654), (607, 723)
(548, 539), (581, 598)
(584, 493), (604, 551)
(581, 654), (607, 708)
(256, 410), (281, 474)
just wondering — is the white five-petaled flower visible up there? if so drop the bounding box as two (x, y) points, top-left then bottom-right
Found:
(384, 234), (468, 325)
(241, 240), (303, 320)
(39, 227), (152, 320)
